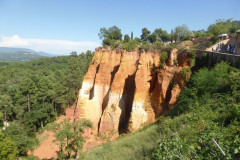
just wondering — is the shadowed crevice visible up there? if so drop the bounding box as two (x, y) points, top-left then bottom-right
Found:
(118, 73), (136, 134)
(118, 59), (139, 134)
(164, 79), (174, 113)
(89, 64), (100, 100)
(97, 64), (120, 132)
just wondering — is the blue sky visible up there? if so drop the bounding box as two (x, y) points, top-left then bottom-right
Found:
(0, 0), (239, 55)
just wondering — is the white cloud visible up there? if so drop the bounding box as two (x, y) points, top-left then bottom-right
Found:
(0, 35), (100, 55)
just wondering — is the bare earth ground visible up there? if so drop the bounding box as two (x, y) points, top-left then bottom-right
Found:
(30, 107), (119, 159)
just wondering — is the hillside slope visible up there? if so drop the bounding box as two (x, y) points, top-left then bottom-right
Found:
(0, 52), (43, 62)
(76, 47), (192, 135)
(0, 47), (53, 62)
(83, 62), (240, 160)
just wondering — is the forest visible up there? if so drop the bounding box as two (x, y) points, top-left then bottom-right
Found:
(0, 51), (93, 158)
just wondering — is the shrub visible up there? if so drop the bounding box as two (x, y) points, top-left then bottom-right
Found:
(122, 39), (139, 51)
(139, 41), (151, 51)
(181, 67), (190, 77)
(160, 51), (168, 64)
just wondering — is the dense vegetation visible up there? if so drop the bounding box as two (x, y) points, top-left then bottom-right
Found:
(98, 19), (240, 52)
(83, 62), (240, 160)
(0, 51), (93, 159)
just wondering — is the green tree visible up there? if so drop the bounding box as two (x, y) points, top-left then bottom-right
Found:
(123, 34), (130, 43)
(70, 51), (77, 57)
(0, 132), (19, 160)
(3, 122), (38, 156)
(0, 112), (3, 127)
(141, 27), (151, 41)
(160, 52), (168, 65)
(208, 19), (232, 37)
(98, 26), (122, 46)
(230, 20), (240, 34)
(147, 33), (157, 43)
(0, 94), (13, 121)
(50, 118), (92, 159)
(37, 76), (54, 108)
(18, 78), (36, 112)
(154, 28), (170, 43)
(131, 32), (133, 40)
(174, 24), (192, 41)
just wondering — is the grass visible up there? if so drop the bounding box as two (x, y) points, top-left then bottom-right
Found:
(83, 124), (159, 160)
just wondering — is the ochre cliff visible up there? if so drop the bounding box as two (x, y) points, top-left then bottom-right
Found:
(77, 47), (191, 134)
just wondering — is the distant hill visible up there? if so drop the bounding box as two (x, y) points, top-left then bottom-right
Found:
(0, 47), (54, 62)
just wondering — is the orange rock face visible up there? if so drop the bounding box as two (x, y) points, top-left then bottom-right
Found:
(77, 47), (191, 134)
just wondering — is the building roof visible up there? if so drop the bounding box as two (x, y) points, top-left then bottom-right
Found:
(218, 34), (228, 37)
(237, 29), (240, 33)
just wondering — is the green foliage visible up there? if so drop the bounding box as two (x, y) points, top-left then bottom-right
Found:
(152, 41), (164, 51)
(0, 112), (3, 127)
(3, 122), (38, 156)
(153, 62), (240, 159)
(160, 51), (168, 64)
(141, 27), (151, 41)
(0, 51), (93, 158)
(49, 118), (92, 159)
(122, 39), (140, 51)
(139, 41), (151, 51)
(0, 94), (13, 121)
(131, 32), (133, 40)
(0, 132), (19, 160)
(153, 28), (170, 43)
(207, 19), (236, 43)
(147, 33), (157, 43)
(188, 49), (197, 67)
(123, 34), (130, 43)
(230, 20), (240, 34)
(98, 26), (122, 46)
(84, 125), (158, 160)
(208, 19), (232, 37)
(181, 67), (190, 77)
(174, 24), (192, 41)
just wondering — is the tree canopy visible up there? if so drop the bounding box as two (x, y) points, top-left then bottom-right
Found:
(98, 26), (122, 46)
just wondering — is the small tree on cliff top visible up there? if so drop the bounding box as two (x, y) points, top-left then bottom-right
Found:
(49, 118), (92, 159)
(98, 25), (122, 46)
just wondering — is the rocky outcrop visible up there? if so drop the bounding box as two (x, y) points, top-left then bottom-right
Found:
(77, 47), (191, 134)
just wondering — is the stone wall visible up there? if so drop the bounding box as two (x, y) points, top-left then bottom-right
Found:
(196, 50), (240, 69)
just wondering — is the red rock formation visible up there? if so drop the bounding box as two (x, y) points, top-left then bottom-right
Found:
(76, 47), (191, 134)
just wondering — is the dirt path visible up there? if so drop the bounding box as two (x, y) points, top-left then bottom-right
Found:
(205, 39), (230, 51)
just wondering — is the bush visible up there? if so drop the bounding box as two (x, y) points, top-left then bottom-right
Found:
(160, 51), (168, 64)
(139, 41), (151, 51)
(181, 67), (190, 77)
(122, 39), (139, 51)
(153, 41), (164, 51)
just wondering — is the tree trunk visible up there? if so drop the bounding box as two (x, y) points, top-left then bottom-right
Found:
(4, 107), (7, 121)
(42, 99), (45, 108)
(41, 121), (43, 129)
(66, 137), (71, 158)
(27, 94), (31, 112)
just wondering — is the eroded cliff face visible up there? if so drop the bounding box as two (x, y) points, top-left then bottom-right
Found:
(77, 47), (191, 134)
